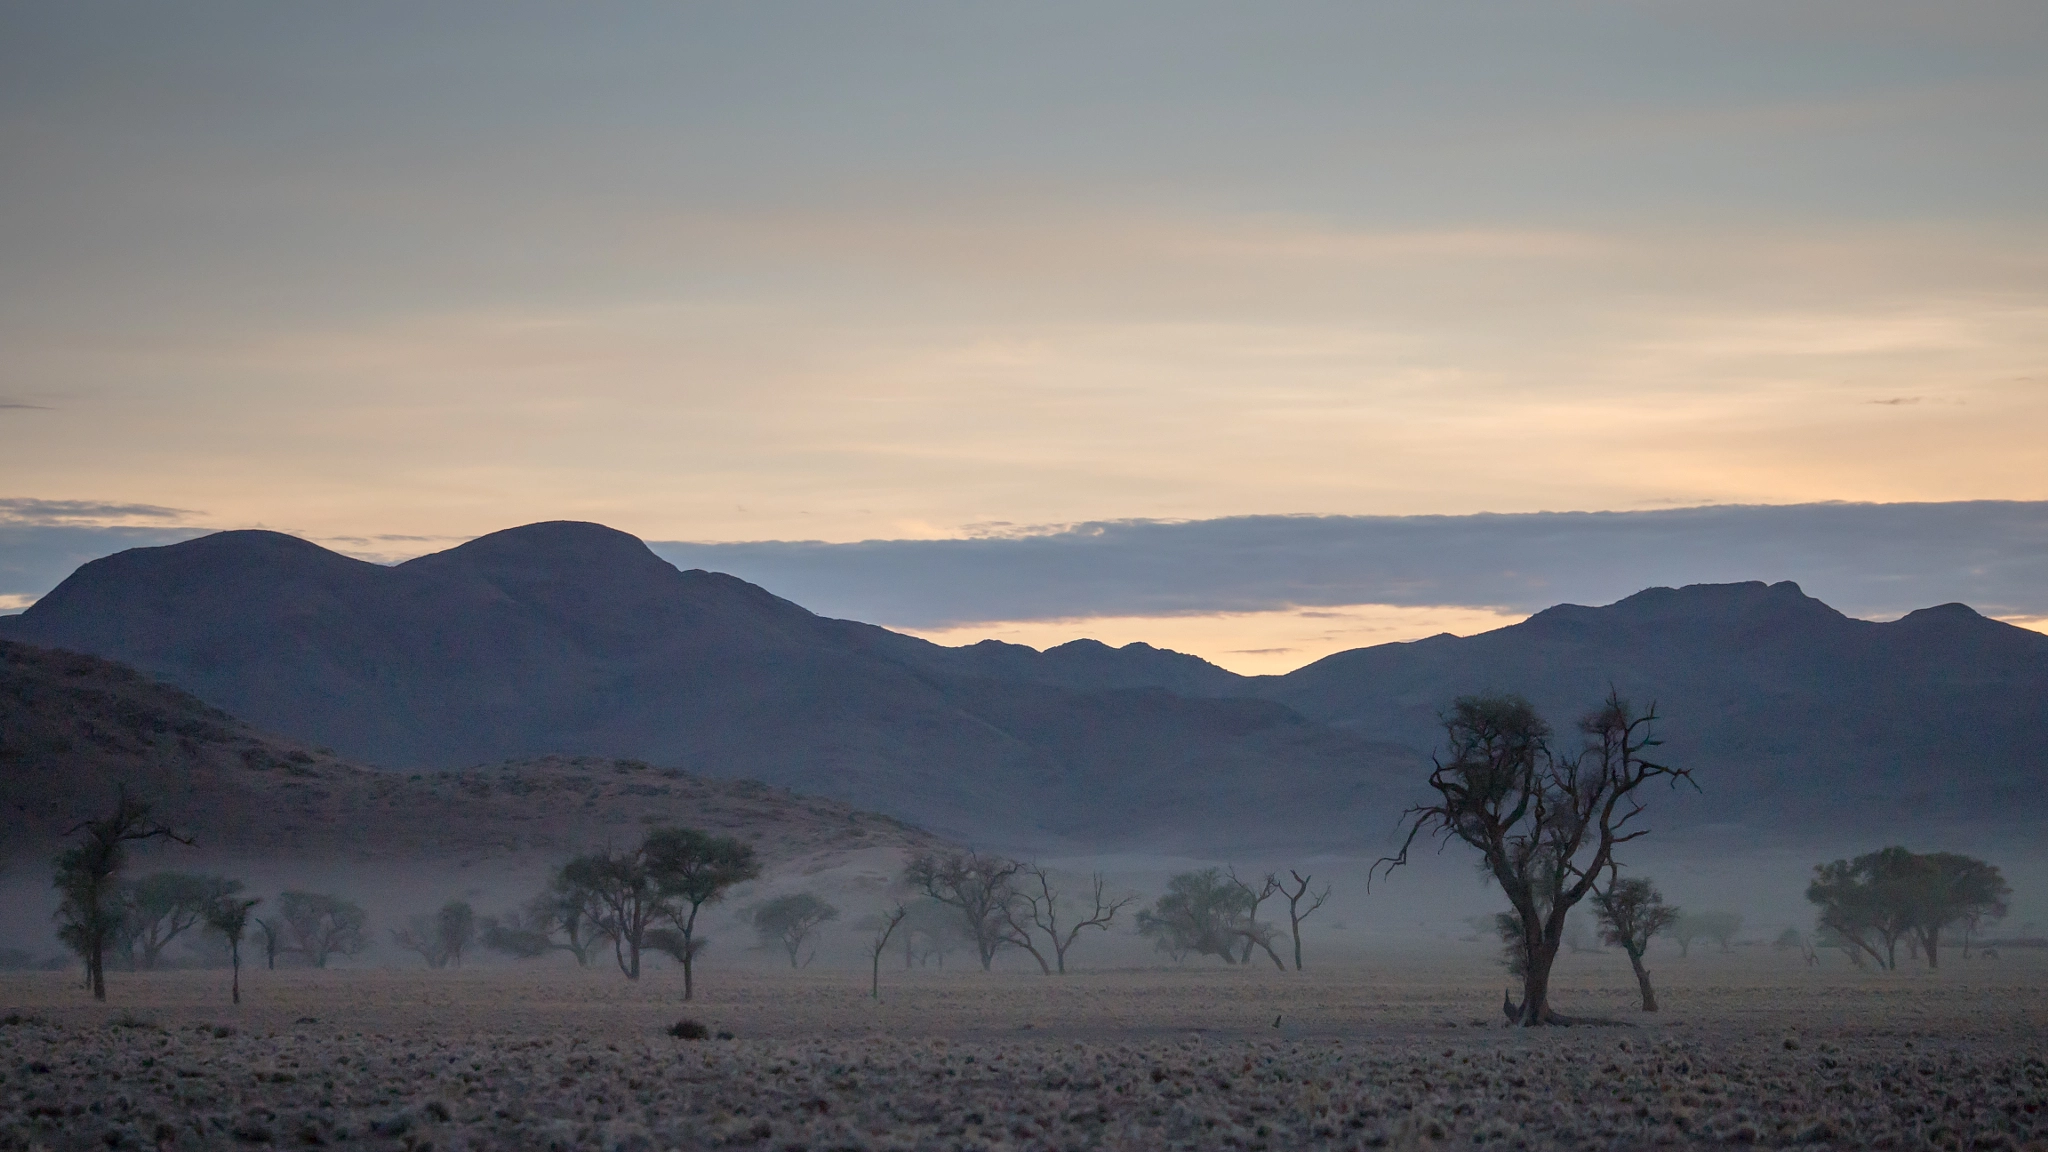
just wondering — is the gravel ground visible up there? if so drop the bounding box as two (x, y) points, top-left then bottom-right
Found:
(4, 951), (2044, 1151)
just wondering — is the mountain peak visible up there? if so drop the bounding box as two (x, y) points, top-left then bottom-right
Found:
(400, 521), (674, 582)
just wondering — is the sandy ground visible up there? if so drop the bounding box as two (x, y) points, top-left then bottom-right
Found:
(4, 947), (2044, 1151)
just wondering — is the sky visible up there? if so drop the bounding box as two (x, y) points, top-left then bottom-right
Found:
(3, 3), (2046, 671)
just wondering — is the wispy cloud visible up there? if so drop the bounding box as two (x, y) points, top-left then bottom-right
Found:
(0, 498), (199, 526)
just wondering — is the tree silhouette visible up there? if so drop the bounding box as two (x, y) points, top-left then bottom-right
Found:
(752, 893), (840, 969)
(1278, 870), (1331, 971)
(1591, 866), (1679, 1011)
(52, 792), (191, 1000)
(1376, 691), (1694, 1025)
(203, 896), (261, 1004)
(905, 851), (1027, 971)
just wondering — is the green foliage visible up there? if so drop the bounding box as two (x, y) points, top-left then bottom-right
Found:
(1136, 868), (1256, 964)
(1807, 847), (2009, 970)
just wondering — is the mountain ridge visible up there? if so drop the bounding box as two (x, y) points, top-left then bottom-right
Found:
(4, 522), (2042, 849)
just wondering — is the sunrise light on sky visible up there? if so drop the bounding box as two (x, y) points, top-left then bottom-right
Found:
(3, 2), (2045, 669)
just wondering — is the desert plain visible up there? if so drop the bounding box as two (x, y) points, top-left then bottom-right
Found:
(4, 947), (2043, 1152)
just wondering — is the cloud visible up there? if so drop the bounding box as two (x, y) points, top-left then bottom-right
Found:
(650, 500), (2048, 628)
(0, 498), (199, 526)
(0, 402), (52, 410)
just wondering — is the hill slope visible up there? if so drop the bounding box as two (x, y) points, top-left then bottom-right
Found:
(0, 526), (1416, 851)
(0, 640), (946, 870)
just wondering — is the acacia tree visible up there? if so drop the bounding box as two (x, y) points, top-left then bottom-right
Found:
(1807, 848), (2009, 971)
(126, 872), (244, 969)
(276, 891), (368, 968)
(560, 842), (666, 979)
(752, 893), (840, 969)
(392, 900), (477, 968)
(1011, 867), (1135, 974)
(1807, 849), (1920, 970)
(1137, 868), (1259, 964)
(1590, 866), (1680, 1011)
(52, 793), (191, 1000)
(483, 877), (613, 965)
(1375, 691), (1694, 1026)
(1910, 852), (2009, 969)
(1278, 870), (1331, 971)
(643, 827), (759, 1000)
(203, 896), (261, 1004)
(905, 851), (1027, 971)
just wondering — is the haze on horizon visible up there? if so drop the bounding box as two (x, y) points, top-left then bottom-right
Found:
(3, 2), (2045, 670)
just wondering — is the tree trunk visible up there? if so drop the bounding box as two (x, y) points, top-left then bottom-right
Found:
(1625, 945), (1657, 1011)
(682, 950), (694, 1001)
(1920, 928), (1940, 970)
(1291, 921), (1304, 971)
(231, 941), (242, 1005)
(90, 940), (106, 1002)
(1517, 939), (1560, 1025)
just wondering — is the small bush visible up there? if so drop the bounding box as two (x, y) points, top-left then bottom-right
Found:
(110, 1011), (158, 1031)
(668, 1018), (709, 1040)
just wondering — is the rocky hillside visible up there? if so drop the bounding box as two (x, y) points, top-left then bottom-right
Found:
(0, 640), (946, 871)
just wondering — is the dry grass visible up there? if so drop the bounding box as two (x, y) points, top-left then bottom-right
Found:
(3, 948), (2044, 1150)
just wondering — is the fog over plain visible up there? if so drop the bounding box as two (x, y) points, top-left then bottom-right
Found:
(4, 11), (2048, 1146)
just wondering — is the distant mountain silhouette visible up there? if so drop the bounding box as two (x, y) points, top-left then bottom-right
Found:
(0, 523), (1416, 850)
(5, 523), (2042, 848)
(1251, 580), (2048, 833)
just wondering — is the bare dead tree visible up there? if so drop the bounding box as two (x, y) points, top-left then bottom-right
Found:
(1014, 867), (1136, 974)
(1227, 868), (1286, 971)
(865, 904), (909, 1000)
(1278, 870), (1331, 971)
(1374, 690), (1694, 1026)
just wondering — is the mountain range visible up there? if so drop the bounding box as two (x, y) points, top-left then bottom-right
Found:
(5, 520), (2043, 851)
